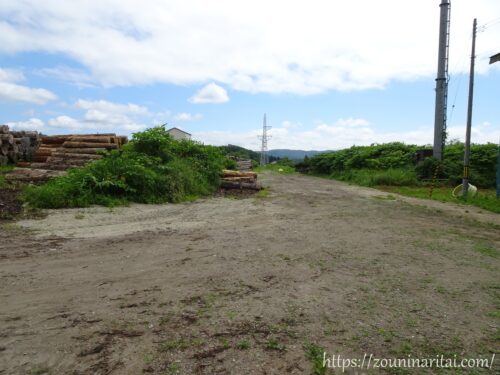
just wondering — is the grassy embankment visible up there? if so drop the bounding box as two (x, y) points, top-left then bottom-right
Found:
(297, 142), (500, 214)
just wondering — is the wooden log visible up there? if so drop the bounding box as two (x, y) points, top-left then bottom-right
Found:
(34, 148), (54, 156)
(51, 152), (103, 160)
(221, 177), (257, 183)
(62, 142), (118, 149)
(32, 156), (49, 163)
(7, 151), (18, 163)
(53, 148), (107, 154)
(1, 145), (9, 156)
(38, 143), (62, 149)
(0, 134), (14, 144)
(28, 162), (51, 169)
(10, 144), (19, 153)
(220, 181), (261, 190)
(5, 168), (66, 182)
(67, 136), (113, 143)
(49, 133), (116, 137)
(11, 131), (39, 138)
(40, 137), (70, 144)
(222, 170), (257, 178)
(0, 125), (9, 133)
(16, 161), (31, 168)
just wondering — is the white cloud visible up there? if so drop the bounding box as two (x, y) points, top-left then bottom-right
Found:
(173, 112), (202, 121)
(36, 66), (96, 88)
(6, 1), (497, 93)
(189, 83), (229, 104)
(43, 99), (150, 133)
(0, 67), (56, 104)
(75, 99), (149, 115)
(194, 118), (500, 150)
(6, 117), (45, 131)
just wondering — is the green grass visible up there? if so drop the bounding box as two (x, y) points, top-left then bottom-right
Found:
(303, 343), (327, 375)
(0, 165), (14, 189)
(379, 186), (500, 214)
(255, 163), (296, 174)
(236, 340), (250, 350)
(265, 339), (287, 352)
(332, 168), (417, 187)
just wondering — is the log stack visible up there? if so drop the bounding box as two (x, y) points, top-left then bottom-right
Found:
(221, 169), (261, 190)
(21, 134), (127, 171)
(0, 125), (41, 166)
(236, 159), (253, 171)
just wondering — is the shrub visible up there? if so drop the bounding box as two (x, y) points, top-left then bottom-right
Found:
(306, 142), (498, 188)
(22, 125), (230, 208)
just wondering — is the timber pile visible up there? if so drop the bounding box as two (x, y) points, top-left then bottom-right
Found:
(221, 169), (261, 190)
(0, 125), (41, 166)
(236, 159), (253, 171)
(20, 134), (127, 171)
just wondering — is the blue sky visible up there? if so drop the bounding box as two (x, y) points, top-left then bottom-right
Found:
(0, 0), (499, 150)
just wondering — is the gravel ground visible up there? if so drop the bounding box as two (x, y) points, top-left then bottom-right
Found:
(1, 172), (498, 374)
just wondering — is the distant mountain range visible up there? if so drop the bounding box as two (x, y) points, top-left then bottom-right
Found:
(220, 144), (331, 162)
(267, 149), (330, 160)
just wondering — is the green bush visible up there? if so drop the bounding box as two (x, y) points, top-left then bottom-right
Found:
(22, 125), (229, 208)
(305, 142), (498, 188)
(335, 168), (417, 187)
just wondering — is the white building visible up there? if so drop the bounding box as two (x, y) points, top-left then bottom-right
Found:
(167, 127), (191, 141)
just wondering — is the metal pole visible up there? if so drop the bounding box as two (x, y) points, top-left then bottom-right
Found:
(433, 0), (451, 161)
(462, 18), (477, 199)
(496, 140), (500, 198)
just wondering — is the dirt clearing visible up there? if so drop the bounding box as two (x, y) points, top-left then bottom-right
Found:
(1, 173), (499, 374)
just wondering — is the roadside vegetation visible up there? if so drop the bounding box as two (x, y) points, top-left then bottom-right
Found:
(22, 126), (233, 208)
(255, 158), (296, 174)
(297, 142), (499, 213)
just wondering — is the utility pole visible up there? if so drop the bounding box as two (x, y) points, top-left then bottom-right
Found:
(259, 114), (272, 166)
(490, 53), (500, 197)
(433, 0), (451, 161)
(462, 18), (477, 198)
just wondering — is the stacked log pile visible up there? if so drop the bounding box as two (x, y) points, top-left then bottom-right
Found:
(0, 125), (41, 166)
(236, 159), (253, 171)
(221, 169), (261, 190)
(21, 134), (127, 171)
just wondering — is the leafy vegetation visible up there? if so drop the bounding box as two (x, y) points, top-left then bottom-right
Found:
(298, 142), (499, 213)
(379, 186), (500, 213)
(303, 343), (327, 375)
(300, 142), (498, 189)
(255, 158), (296, 174)
(22, 125), (230, 208)
(0, 165), (14, 189)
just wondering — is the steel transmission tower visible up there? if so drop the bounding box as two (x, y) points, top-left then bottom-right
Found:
(258, 114), (272, 166)
(433, 0), (451, 160)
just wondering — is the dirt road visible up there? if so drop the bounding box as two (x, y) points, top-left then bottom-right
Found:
(1, 173), (499, 374)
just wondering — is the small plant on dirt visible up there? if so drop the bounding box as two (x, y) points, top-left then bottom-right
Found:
(266, 339), (286, 352)
(303, 343), (327, 375)
(143, 353), (154, 365)
(221, 338), (231, 349)
(474, 242), (498, 258)
(236, 340), (250, 350)
(159, 338), (205, 352)
(30, 366), (49, 375)
(166, 363), (179, 375)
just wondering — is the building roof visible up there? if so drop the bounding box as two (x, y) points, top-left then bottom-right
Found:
(167, 127), (191, 136)
(489, 52), (500, 65)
